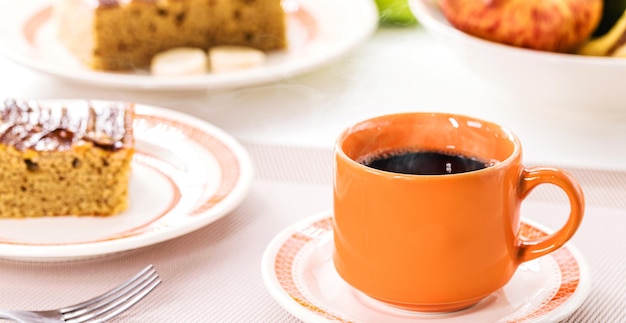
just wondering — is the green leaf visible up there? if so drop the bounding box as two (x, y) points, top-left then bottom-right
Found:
(375, 0), (418, 26)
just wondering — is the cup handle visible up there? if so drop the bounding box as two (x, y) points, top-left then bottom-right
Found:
(517, 167), (585, 263)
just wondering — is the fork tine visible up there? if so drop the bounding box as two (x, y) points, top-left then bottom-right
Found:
(84, 277), (161, 323)
(63, 269), (160, 322)
(61, 264), (156, 313)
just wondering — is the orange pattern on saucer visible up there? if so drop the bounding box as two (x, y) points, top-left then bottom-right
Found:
(273, 217), (581, 323)
(274, 217), (353, 323)
(507, 225), (581, 323)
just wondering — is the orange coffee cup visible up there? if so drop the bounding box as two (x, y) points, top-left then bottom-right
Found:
(332, 112), (584, 312)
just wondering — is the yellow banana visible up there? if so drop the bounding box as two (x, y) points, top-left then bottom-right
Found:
(150, 47), (208, 76)
(578, 9), (626, 56)
(209, 46), (266, 74)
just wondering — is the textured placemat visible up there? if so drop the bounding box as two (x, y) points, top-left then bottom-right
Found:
(0, 143), (623, 323)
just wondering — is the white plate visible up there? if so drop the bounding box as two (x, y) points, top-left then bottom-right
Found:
(0, 101), (253, 261)
(0, 0), (377, 91)
(262, 211), (591, 323)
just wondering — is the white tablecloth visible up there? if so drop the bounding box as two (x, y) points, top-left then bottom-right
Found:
(0, 143), (624, 322)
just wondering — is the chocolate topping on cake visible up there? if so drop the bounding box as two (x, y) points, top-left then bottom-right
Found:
(0, 99), (133, 152)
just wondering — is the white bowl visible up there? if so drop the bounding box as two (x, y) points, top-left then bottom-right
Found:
(409, 0), (626, 121)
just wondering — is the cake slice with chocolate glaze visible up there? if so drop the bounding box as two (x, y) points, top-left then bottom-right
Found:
(0, 99), (134, 217)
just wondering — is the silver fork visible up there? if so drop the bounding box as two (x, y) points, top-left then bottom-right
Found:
(0, 264), (161, 323)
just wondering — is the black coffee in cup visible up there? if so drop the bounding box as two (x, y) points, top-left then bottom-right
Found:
(362, 150), (493, 175)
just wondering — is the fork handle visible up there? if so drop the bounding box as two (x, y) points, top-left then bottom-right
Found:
(0, 310), (23, 322)
(0, 310), (55, 323)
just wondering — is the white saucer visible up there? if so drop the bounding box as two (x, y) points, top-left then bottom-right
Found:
(0, 100), (253, 261)
(262, 211), (590, 322)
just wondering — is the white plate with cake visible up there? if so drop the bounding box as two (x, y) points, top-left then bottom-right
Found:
(0, 0), (378, 91)
(0, 99), (253, 261)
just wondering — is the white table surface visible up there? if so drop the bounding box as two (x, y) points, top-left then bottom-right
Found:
(0, 13), (625, 323)
(1, 24), (625, 172)
(3, 142), (624, 322)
